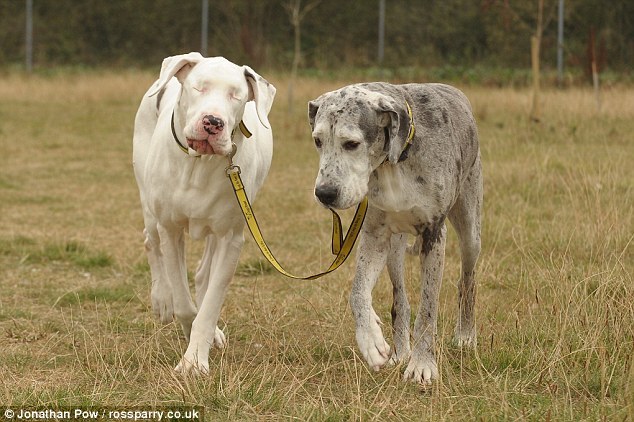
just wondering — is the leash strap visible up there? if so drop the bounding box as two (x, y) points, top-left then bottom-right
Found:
(226, 163), (367, 280)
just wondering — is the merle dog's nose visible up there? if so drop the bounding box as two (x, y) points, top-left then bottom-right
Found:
(202, 115), (224, 134)
(315, 184), (339, 207)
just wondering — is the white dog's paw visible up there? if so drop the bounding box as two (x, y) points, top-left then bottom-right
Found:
(356, 324), (391, 371)
(174, 355), (209, 376)
(151, 288), (174, 324)
(403, 354), (438, 385)
(174, 327), (225, 375)
(212, 326), (226, 348)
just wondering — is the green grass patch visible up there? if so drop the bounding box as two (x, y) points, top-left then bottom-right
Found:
(236, 258), (276, 277)
(53, 284), (137, 308)
(0, 307), (32, 321)
(0, 237), (113, 271)
(34, 241), (114, 270)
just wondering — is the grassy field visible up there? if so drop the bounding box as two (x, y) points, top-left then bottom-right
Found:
(0, 69), (632, 421)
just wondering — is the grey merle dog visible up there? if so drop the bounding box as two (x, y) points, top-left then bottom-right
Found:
(308, 82), (482, 384)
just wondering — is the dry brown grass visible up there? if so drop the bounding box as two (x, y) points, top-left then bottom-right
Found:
(0, 69), (632, 420)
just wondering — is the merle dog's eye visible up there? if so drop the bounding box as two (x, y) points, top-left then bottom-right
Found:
(343, 141), (361, 151)
(314, 138), (322, 148)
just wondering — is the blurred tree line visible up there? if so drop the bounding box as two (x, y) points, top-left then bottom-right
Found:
(0, 0), (632, 79)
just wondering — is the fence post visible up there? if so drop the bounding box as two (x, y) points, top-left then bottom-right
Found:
(378, 0), (385, 66)
(557, 0), (564, 87)
(26, 0), (33, 72)
(201, 0), (208, 56)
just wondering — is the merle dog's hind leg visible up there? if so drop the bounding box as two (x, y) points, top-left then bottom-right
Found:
(403, 222), (446, 384)
(387, 233), (411, 364)
(448, 154), (482, 348)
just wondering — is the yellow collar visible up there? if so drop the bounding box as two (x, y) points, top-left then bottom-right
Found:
(397, 100), (416, 162)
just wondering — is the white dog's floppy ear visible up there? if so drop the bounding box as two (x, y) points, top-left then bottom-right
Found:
(147, 52), (204, 97)
(244, 66), (276, 129)
(378, 97), (412, 164)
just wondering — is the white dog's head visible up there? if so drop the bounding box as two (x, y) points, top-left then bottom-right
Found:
(149, 53), (275, 156)
(308, 85), (412, 209)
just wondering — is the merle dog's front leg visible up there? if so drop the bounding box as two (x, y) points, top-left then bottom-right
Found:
(350, 211), (392, 371)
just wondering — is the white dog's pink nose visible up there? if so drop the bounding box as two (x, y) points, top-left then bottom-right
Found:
(202, 115), (224, 135)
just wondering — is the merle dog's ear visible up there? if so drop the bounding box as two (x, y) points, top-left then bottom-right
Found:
(307, 97), (322, 131)
(377, 96), (411, 164)
(147, 52), (204, 97)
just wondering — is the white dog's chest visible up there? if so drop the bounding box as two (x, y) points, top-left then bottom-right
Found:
(152, 187), (240, 239)
(145, 155), (242, 237)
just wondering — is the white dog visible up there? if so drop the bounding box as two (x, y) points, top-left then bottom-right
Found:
(132, 53), (276, 374)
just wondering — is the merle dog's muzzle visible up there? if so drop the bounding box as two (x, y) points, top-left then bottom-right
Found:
(315, 184), (339, 207)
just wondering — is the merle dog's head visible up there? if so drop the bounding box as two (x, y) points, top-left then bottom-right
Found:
(308, 85), (412, 209)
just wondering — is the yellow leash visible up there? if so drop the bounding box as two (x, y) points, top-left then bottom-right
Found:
(177, 98), (416, 278)
(225, 145), (367, 280)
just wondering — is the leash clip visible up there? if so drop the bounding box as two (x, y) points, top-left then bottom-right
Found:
(225, 142), (241, 176)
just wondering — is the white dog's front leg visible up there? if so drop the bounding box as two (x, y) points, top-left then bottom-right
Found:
(175, 231), (243, 375)
(350, 221), (392, 371)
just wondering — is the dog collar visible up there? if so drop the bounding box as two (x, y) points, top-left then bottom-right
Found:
(170, 110), (190, 154)
(170, 110), (252, 156)
(235, 121), (252, 139)
(397, 100), (416, 163)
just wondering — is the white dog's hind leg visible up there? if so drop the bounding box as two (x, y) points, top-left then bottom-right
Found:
(404, 223), (446, 385)
(144, 226), (174, 324)
(350, 220), (392, 371)
(175, 231), (242, 375)
(194, 235), (216, 308)
(157, 224), (198, 340)
(387, 233), (411, 364)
